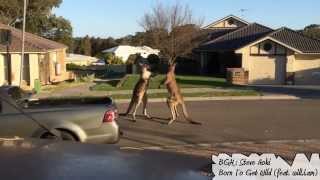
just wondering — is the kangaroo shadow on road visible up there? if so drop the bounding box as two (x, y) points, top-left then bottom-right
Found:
(119, 114), (168, 124)
(120, 125), (204, 146)
(119, 114), (196, 125)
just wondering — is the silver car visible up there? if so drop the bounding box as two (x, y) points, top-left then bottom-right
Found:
(0, 88), (120, 144)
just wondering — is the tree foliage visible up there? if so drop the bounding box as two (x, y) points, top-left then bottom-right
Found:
(0, 0), (73, 49)
(140, 2), (204, 63)
(302, 24), (320, 40)
(42, 15), (73, 49)
(0, 0), (62, 25)
(73, 36), (118, 56)
(105, 53), (124, 65)
(126, 54), (141, 65)
(82, 36), (92, 56)
(94, 52), (124, 65)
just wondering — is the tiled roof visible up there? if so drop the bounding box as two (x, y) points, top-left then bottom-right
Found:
(205, 28), (238, 41)
(0, 23), (67, 52)
(269, 27), (320, 53)
(198, 23), (273, 52)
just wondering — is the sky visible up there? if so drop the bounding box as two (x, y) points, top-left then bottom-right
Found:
(54, 0), (320, 38)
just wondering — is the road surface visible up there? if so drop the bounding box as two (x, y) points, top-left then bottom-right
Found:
(116, 99), (320, 148)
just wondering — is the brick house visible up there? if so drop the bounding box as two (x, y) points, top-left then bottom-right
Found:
(0, 23), (73, 90)
(195, 15), (320, 85)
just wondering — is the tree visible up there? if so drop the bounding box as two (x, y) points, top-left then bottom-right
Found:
(0, 0), (73, 48)
(42, 15), (73, 49)
(0, 0), (62, 29)
(127, 54), (142, 65)
(91, 37), (118, 56)
(72, 36), (119, 56)
(80, 35), (92, 56)
(140, 2), (203, 63)
(302, 24), (320, 40)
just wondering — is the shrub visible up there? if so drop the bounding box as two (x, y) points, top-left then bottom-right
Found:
(126, 54), (141, 65)
(147, 54), (160, 72)
(107, 56), (124, 65)
(66, 63), (87, 70)
(147, 54), (160, 65)
(97, 53), (123, 65)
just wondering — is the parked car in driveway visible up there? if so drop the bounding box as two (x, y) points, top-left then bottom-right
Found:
(92, 59), (106, 66)
(0, 87), (120, 144)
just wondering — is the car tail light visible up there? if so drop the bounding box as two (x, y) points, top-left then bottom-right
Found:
(103, 110), (115, 123)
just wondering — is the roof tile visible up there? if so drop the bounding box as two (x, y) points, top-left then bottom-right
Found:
(198, 23), (273, 51)
(0, 23), (67, 52)
(270, 27), (320, 53)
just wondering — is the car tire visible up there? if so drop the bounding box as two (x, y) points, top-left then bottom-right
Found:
(41, 130), (77, 141)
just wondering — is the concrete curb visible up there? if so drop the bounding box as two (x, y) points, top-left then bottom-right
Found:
(115, 95), (300, 104)
(121, 139), (320, 151)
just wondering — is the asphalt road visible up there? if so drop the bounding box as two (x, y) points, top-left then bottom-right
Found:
(116, 99), (320, 148)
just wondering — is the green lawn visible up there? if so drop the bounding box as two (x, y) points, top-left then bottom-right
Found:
(91, 74), (232, 91)
(37, 90), (260, 105)
(41, 82), (86, 93)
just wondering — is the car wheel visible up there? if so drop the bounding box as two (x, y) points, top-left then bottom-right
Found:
(41, 130), (77, 141)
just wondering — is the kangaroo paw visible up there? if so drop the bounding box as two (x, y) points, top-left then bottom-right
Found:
(168, 119), (175, 125)
(131, 115), (137, 122)
(190, 121), (202, 125)
(145, 114), (152, 119)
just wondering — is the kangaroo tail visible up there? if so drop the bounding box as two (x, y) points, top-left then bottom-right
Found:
(181, 102), (191, 120)
(181, 102), (202, 125)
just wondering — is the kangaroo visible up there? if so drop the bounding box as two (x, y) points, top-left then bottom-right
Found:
(165, 63), (202, 125)
(124, 64), (152, 122)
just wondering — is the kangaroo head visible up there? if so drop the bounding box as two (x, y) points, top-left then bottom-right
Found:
(140, 64), (152, 80)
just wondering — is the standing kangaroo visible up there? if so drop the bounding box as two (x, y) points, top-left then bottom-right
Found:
(124, 64), (152, 122)
(165, 63), (202, 125)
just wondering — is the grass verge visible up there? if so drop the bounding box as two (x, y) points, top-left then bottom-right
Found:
(34, 90), (260, 105)
(41, 82), (86, 93)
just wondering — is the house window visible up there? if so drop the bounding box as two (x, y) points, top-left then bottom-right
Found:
(0, 29), (11, 45)
(263, 43), (273, 52)
(3, 54), (9, 82)
(22, 54), (30, 85)
(228, 19), (235, 25)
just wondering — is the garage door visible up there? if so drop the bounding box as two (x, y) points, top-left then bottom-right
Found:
(249, 56), (287, 85)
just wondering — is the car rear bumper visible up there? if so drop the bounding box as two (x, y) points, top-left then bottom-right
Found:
(84, 121), (120, 144)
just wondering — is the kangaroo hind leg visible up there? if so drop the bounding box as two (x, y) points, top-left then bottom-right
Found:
(142, 94), (151, 119)
(167, 100), (177, 125)
(132, 99), (142, 122)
